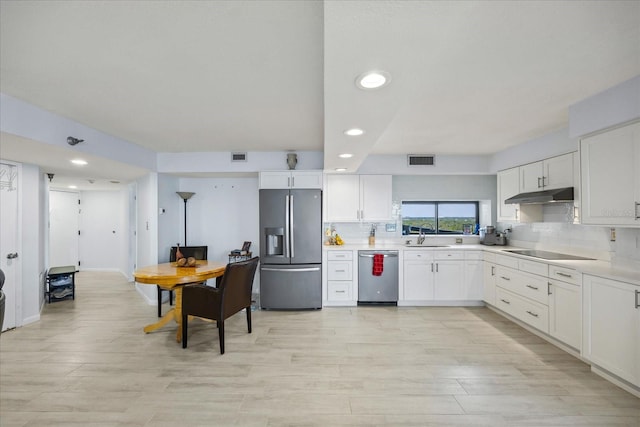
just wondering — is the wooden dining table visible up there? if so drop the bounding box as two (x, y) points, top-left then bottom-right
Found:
(133, 260), (227, 342)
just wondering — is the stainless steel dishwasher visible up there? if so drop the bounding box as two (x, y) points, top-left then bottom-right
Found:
(358, 250), (399, 305)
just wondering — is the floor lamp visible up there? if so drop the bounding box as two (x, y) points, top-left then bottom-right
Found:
(176, 192), (195, 246)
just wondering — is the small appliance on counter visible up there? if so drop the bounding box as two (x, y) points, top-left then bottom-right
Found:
(480, 226), (507, 246)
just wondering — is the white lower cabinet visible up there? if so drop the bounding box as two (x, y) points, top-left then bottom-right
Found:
(464, 251), (484, 300)
(433, 260), (465, 300)
(324, 250), (356, 305)
(403, 252), (434, 301)
(496, 287), (549, 333)
(583, 274), (640, 387)
(548, 277), (581, 350)
(401, 250), (480, 305)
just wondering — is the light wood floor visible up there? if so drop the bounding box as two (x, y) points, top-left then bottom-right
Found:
(1, 271), (638, 426)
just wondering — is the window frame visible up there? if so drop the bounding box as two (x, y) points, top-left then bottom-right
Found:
(401, 200), (480, 235)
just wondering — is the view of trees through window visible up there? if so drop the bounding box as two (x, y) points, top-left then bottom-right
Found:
(401, 201), (479, 235)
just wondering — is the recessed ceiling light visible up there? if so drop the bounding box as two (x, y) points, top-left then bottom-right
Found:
(338, 153), (353, 158)
(335, 168), (347, 172)
(68, 185), (77, 189)
(344, 128), (364, 136)
(71, 159), (87, 166)
(356, 71), (391, 90)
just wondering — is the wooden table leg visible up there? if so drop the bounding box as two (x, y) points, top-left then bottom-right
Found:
(144, 308), (175, 333)
(174, 287), (183, 342)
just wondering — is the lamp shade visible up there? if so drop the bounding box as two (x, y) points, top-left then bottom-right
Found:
(176, 191), (195, 201)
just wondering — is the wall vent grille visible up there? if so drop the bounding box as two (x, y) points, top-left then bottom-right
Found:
(231, 152), (247, 162)
(407, 155), (435, 166)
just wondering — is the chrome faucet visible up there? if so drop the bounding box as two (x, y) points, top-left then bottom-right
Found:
(417, 225), (427, 245)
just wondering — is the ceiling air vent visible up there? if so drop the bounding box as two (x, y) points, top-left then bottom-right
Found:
(407, 154), (435, 166)
(231, 152), (247, 162)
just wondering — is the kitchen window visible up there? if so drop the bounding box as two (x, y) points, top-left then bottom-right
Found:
(401, 201), (479, 235)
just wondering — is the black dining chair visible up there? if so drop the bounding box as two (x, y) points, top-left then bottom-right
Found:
(181, 257), (259, 354)
(157, 245), (208, 317)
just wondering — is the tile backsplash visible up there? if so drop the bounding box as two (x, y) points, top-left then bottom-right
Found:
(500, 222), (640, 271)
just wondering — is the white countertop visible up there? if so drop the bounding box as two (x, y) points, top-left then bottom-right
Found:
(323, 241), (640, 286)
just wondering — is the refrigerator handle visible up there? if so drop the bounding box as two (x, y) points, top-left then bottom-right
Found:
(290, 194), (295, 259)
(284, 194), (290, 258)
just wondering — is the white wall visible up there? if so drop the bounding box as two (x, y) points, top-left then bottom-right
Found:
(0, 93), (157, 171)
(79, 190), (129, 274)
(158, 151), (323, 174)
(179, 176), (260, 262)
(569, 75), (640, 138)
(357, 154), (491, 175)
(489, 127), (578, 173)
(134, 173), (159, 304)
(21, 164), (45, 326)
(157, 174), (181, 263)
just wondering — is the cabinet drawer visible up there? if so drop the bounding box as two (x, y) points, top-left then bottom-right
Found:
(518, 271), (549, 305)
(549, 265), (579, 285)
(404, 251), (432, 261)
(518, 258), (548, 277)
(496, 254), (519, 269)
(327, 261), (352, 280)
(465, 251), (483, 260)
(434, 250), (464, 260)
(496, 266), (548, 305)
(483, 252), (497, 263)
(328, 281), (352, 300)
(496, 287), (549, 333)
(328, 251), (353, 261)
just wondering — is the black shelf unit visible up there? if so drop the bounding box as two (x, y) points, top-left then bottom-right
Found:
(47, 266), (76, 303)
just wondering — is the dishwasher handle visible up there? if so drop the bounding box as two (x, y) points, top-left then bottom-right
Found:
(359, 253), (398, 258)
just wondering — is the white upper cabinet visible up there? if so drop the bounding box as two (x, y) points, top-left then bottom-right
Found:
(497, 167), (520, 222)
(259, 171), (323, 189)
(581, 121), (640, 226)
(325, 174), (392, 222)
(359, 175), (393, 222)
(520, 153), (575, 193)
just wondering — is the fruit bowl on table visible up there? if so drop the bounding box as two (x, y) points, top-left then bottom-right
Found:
(175, 257), (197, 267)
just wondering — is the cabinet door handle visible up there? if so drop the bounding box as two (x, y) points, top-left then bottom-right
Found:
(335, 269), (346, 273)
(542, 176), (547, 187)
(556, 272), (572, 278)
(526, 310), (539, 318)
(548, 282), (552, 295)
(435, 263), (439, 273)
(635, 202), (640, 220)
(526, 285), (539, 290)
(500, 299), (511, 304)
(288, 177), (291, 188)
(491, 266), (495, 276)
(335, 290), (346, 293)
(431, 263), (434, 273)
(537, 177), (542, 188)
(635, 290), (639, 309)
(501, 276), (511, 281)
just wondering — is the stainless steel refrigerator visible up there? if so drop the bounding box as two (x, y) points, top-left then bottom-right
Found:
(259, 189), (322, 309)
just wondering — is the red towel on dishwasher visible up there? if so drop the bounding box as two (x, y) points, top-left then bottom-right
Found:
(373, 253), (384, 276)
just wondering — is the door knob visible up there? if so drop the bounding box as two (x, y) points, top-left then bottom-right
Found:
(6, 253), (18, 259)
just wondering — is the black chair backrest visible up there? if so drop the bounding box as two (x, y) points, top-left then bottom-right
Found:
(170, 246), (208, 262)
(218, 257), (259, 319)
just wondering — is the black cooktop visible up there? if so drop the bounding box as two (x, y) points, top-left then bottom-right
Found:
(503, 249), (595, 261)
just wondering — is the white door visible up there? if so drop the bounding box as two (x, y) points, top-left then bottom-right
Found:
(49, 190), (80, 268)
(325, 175), (360, 221)
(520, 161), (543, 193)
(0, 161), (20, 331)
(497, 167), (520, 222)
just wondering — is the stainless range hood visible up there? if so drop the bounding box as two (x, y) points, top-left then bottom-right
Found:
(505, 187), (574, 204)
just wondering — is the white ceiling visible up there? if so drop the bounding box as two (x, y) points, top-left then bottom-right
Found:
(1, 1), (639, 186)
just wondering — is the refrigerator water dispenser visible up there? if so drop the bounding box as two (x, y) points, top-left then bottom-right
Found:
(265, 227), (284, 256)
